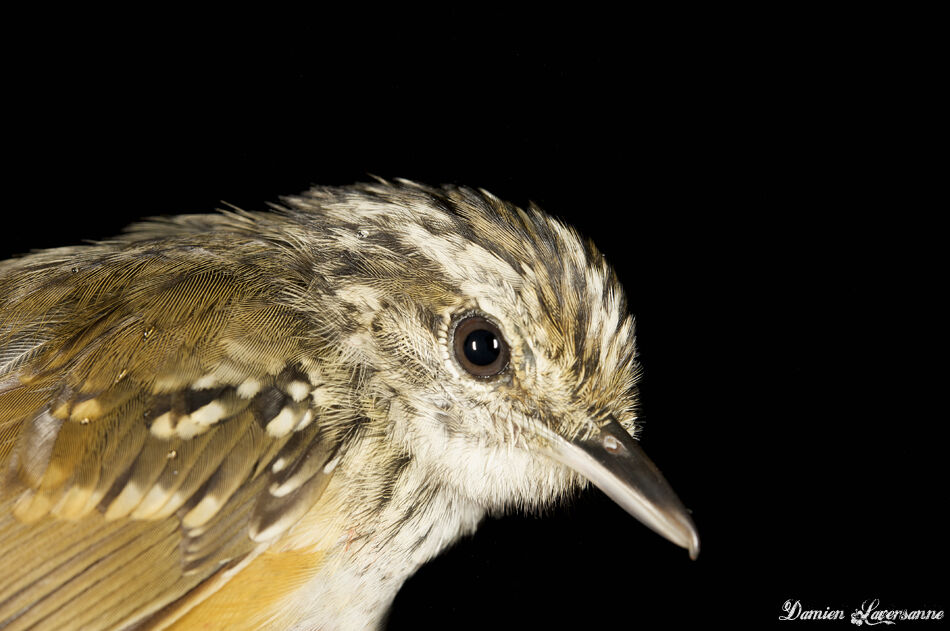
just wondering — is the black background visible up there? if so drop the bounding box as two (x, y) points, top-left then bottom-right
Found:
(2, 14), (944, 630)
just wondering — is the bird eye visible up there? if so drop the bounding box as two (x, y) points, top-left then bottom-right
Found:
(453, 316), (510, 377)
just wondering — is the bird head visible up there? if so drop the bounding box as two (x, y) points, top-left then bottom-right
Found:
(281, 180), (699, 559)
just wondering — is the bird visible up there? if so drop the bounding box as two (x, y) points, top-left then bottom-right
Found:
(0, 179), (698, 630)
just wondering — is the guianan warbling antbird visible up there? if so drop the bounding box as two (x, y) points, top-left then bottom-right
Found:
(0, 180), (698, 630)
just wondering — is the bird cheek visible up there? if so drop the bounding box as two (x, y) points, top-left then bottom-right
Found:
(385, 398), (455, 465)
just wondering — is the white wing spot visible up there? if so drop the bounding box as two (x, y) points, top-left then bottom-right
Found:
(323, 456), (341, 474)
(237, 378), (262, 398)
(182, 496), (223, 529)
(193, 373), (220, 389)
(285, 380), (311, 402)
(294, 409), (314, 431)
(191, 400), (227, 426)
(150, 413), (176, 438)
(265, 406), (298, 437)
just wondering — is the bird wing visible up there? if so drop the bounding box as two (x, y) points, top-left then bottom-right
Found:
(0, 240), (340, 630)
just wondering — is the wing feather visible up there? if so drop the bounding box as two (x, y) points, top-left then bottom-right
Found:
(0, 240), (344, 630)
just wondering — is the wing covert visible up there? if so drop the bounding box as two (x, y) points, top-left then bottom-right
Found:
(0, 240), (343, 630)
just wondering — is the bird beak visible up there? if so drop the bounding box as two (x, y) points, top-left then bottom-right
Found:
(548, 416), (700, 560)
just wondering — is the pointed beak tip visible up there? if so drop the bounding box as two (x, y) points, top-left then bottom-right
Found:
(668, 510), (700, 560)
(548, 417), (701, 562)
(687, 530), (700, 561)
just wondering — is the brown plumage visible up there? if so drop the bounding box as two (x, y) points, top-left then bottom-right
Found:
(0, 180), (698, 630)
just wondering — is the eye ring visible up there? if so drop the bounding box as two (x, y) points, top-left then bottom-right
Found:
(452, 315), (510, 378)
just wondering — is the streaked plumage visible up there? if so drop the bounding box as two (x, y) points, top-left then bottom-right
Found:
(0, 180), (697, 630)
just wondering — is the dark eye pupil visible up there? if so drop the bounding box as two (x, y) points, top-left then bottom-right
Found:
(463, 329), (501, 366)
(453, 315), (508, 377)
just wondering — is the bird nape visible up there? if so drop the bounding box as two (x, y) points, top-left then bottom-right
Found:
(0, 179), (697, 630)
